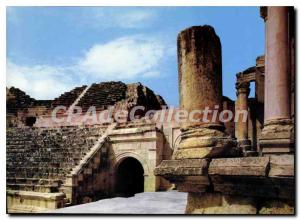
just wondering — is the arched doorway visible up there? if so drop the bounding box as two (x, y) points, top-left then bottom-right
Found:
(115, 157), (144, 197)
(25, 117), (36, 127)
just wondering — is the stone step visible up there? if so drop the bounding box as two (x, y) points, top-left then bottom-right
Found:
(7, 177), (63, 186)
(7, 183), (60, 193)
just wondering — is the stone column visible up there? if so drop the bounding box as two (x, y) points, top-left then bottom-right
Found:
(235, 82), (252, 154)
(174, 26), (236, 159)
(260, 7), (294, 154)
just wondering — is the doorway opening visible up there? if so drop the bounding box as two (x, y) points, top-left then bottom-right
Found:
(115, 157), (144, 197)
(25, 117), (36, 127)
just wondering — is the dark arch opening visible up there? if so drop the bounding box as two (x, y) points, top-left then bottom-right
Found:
(25, 117), (36, 127)
(115, 157), (144, 197)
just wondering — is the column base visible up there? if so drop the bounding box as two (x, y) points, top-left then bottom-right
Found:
(173, 126), (239, 159)
(259, 119), (294, 155)
(238, 139), (258, 157)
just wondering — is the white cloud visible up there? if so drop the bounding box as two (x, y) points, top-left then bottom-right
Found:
(7, 35), (167, 100)
(112, 9), (156, 28)
(78, 36), (164, 80)
(6, 61), (76, 100)
(82, 8), (157, 29)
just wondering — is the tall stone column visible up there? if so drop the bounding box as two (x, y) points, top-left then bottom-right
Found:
(173, 26), (236, 159)
(235, 82), (252, 154)
(260, 7), (294, 154)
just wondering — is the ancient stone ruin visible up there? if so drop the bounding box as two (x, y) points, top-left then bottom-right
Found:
(155, 6), (295, 214)
(7, 6), (295, 214)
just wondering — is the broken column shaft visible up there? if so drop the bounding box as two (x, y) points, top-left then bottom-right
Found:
(174, 26), (236, 159)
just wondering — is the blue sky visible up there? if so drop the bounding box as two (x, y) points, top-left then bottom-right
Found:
(6, 7), (265, 106)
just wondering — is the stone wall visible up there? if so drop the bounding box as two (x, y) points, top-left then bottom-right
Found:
(108, 122), (166, 193)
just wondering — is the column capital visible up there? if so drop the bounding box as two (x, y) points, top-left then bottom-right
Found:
(260, 6), (268, 21)
(236, 82), (250, 96)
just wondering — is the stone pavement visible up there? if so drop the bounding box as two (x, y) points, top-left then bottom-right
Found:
(51, 191), (187, 214)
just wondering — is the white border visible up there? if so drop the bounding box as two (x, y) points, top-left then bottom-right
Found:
(1, 1), (298, 220)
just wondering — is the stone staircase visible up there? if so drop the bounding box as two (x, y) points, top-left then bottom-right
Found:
(77, 82), (127, 112)
(6, 125), (107, 194)
(52, 85), (88, 108)
(67, 85), (91, 114)
(62, 123), (116, 204)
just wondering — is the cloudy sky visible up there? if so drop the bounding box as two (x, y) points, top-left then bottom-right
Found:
(7, 7), (264, 106)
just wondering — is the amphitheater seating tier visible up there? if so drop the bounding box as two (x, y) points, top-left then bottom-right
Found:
(77, 82), (127, 112)
(52, 85), (87, 108)
(7, 87), (35, 114)
(6, 125), (107, 192)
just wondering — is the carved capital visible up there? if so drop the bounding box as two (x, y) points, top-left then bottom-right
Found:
(236, 82), (250, 96)
(260, 6), (268, 21)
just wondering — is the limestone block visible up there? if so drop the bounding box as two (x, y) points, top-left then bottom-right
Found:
(186, 192), (257, 214)
(154, 159), (209, 177)
(208, 157), (278, 198)
(209, 157), (270, 176)
(269, 155), (294, 177)
(268, 155), (295, 200)
(259, 200), (294, 214)
(260, 119), (294, 154)
(7, 190), (66, 213)
(154, 159), (210, 193)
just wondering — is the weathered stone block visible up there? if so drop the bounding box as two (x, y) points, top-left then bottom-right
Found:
(269, 155), (294, 177)
(154, 159), (211, 193)
(259, 200), (294, 214)
(209, 157), (269, 176)
(7, 190), (66, 213)
(186, 192), (257, 214)
(154, 159), (209, 177)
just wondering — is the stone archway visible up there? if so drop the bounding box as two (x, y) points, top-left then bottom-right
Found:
(115, 157), (144, 197)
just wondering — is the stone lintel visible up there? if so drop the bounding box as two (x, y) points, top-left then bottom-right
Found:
(154, 159), (211, 192)
(236, 67), (256, 83)
(110, 126), (157, 136)
(154, 159), (209, 177)
(209, 157), (269, 176)
(110, 137), (158, 143)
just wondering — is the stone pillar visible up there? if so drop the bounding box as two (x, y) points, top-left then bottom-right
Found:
(235, 82), (252, 155)
(174, 25), (236, 159)
(259, 7), (294, 154)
